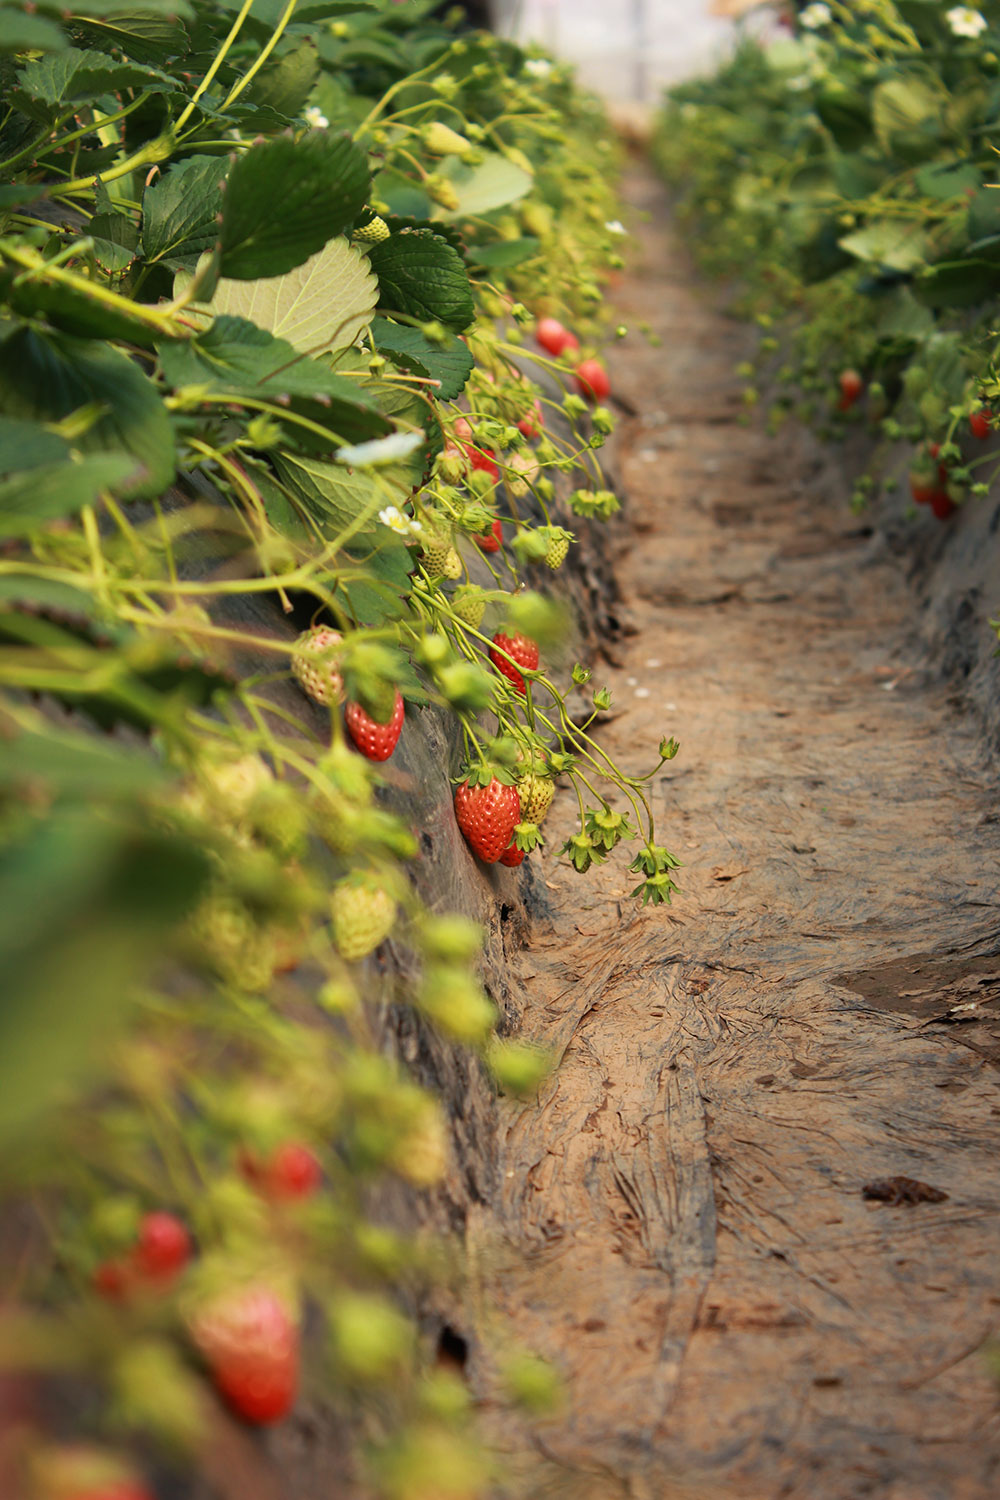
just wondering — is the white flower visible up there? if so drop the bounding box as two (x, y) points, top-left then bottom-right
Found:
(946, 7), (988, 38)
(303, 105), (329, 129)
(523, 57), (552, 79)
(800, 2), (832, 28)
(378, 506), (412, 535)
(604, 219), (627, 236)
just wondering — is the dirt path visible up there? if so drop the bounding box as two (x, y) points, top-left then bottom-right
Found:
(475, 167), (1000, 1500)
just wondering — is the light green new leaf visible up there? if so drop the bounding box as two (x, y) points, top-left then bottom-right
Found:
(838, 218), (931, 272)
(436, 150), (533, 219)
(202, 237), (378, 354)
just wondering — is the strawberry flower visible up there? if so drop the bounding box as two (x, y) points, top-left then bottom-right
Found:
(946, 7), (988, 38)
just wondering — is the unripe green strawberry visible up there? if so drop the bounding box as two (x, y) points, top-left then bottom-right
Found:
(354, 214), (390, 244)
(292, 627), (343, 706)
(423, 121), (474, 157)
(540, 526), (573, 570)
(421, 532), (462, 578)
(425, 173), (460, 211)
(452, 585), (486, 628)
(331, 878), (396, 961)
(189, 893), (277, 992)
(517, 772), (554, 825)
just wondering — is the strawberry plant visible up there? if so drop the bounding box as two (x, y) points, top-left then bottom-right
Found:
(0, 0), (680, 1491)
(655, 1), (1000, 545)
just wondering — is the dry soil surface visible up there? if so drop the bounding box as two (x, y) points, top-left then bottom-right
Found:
(473, 167), (1000, 1500)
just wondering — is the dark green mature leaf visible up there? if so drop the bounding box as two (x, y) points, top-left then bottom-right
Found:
(0, 329), (174, 501)
(371, 315), (473, 400)
(967, 186), (1000, 242)
(371, 167), (432, 220)
(0, 7), (66, 53)
(382, 213), (467, 261)
(915, 161), (981, 201)
(367, 229), (475, 332)
(89, 208), (139, 275)
(472, 236), (540, 271)
(142, 155), (225, 265)
(246, 37), (318, 118)
(68, 10), (190, 64)
(16, 47), (172, 104)
(219, 132), (370, 280)
(0, 454), (139, 534)
(334, 536), (413, 626)
(0, 238), (164, 345)
(0, 726), (168, 799)
(0, 417), (69, 475)
(915, 256), (1000, 308)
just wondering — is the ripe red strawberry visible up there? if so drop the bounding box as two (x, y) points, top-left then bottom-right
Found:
(345, 690), (404, 762)
(970, 408), (992, 440)
(241, 1142), (322, 1201)
(490, 631), (539, 696)
(454, 777), (520, 863)
(473, 518), (503, 552)
(931, 490), (956, 521)
(909, 460), (936, 505)
(518, 400), (544, 439)
(462, 442), (500, 483)
(191, 1285), (299, 1426)
(573, 359), (610, 402)
(499, 841), (525, 867)
(536, 317), (579, 358)
(837, 369), (864, 412)
(133, 1212), (192, 1283)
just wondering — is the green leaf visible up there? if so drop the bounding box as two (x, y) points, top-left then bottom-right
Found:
(0, 808), (207, 1146)
(367, 228), (474, 333)
(371, 167), (431, 220)
(0, 239), (168, 346)
(915, 161), (981, 201)
(967, 186), (1000, 243)
(0, 454), (140, 535)
(141, 155), (225, 265)
(0, 417), (69, 475)
(0, 574), (99, 621)
(218, 131), (370, 279)
(914, 257), (1000, 308)
(16, 46), (173, 104)
(871, 76), (945, 161)
(246, 36), (319, 118)
(472, 236), (540, 271)
(436, 150), (533, 219)
(0, 725), (168, 799)
(371, 314), (473, 400)
(334, 535), (413, 626)
(197, 236), (378, 355)
(67, 9), (190, 64)
(273, 450), (409, 535)
(0, 7), (67, 53)
(89, 208), (139, 276)
(838, 218), (931, 272)
(0, 328), (174, 501)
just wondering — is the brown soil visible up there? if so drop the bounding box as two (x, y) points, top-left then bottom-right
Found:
(472, 168), (1000, 1500)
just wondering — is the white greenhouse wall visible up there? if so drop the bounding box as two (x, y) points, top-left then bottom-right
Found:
(493, 0), (768, 106)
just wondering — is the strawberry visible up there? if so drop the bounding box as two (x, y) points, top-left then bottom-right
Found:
(490, 631), (539, 696)
(574, 358), (610, 402)
(499, 841), (525, 867)
(454, 777), (521, 863)
(970, 408), (992, 440)
(345, 690), (404, 762)
(421, 533), (463, 578)
(539, 526), (572, 570)
(354, 215), (390, 244)
(133, 1212), (192, 1283)
(517, 772), (554, 825)
(909, 460), (936, 505)
(536, 318), (579, 358)
(241, 1142), (322, 1201)
(32, 1446), (154, 1500)
(931, 490), (956, 521)
(462, 442), (500, 483)
(518, 400), (544, 439)
(191, 1285), (298, 1425)
(292, 627), (343, 706)
(837, 369), (864, 412)
(452, 585), (486, 628)
(331, 877), (396, 961)
(93, 1258), (132, 1302)
(473, 518), (503, 552)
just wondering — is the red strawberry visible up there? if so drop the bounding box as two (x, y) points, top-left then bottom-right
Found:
(499, 841), (525, 867)
(93, 1258), (132, 1302)
(573, 359), (610, 402)
(191, 1285), (299, 1425)
(462, 442), (500, 483)
(454, 778), (520, 863)
(473, 518), (503, 552)
(133, 1212), (191, 1283)
(241, 1142), (322, 1201)
(909, 460), (936, 505)
(837, 369), (864, 412)
(32, 1447), (154, 1500)
(931, 490), (956, 521)
(518, 400), (544, 439)
(489, 631), (539, 696)
(970, 408), (992, 440)
(345, 690), (404, 761)
(536, 317), (579, 358)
